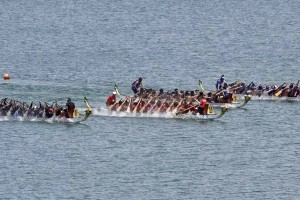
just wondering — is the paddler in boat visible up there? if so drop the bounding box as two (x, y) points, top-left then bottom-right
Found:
(252, 84), (263, 96)
(106, 91), (117, 107)
(158, 88), (168, 99)
(214, 83), (231, 103)
(177, 100), (191, 114)
(65, 98), (75, 118)
(197, 95), (208, 115)
(132, 77), (144, 94)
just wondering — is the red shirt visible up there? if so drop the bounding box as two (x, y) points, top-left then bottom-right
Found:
(106, 95), (116, 106)
(200, 98), (207, 107)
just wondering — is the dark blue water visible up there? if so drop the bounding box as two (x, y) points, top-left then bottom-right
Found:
(1, 0), (300, 199)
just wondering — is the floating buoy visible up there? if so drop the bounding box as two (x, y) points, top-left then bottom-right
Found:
(3, 73), (10, 80)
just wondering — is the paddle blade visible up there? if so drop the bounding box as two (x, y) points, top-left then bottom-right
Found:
(275, 90), (282, 97)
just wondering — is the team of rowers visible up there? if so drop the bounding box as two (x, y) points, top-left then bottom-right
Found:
(228, 80), (300, 97)
(105, 76), (236, 115)
(0, 97), (76, 118)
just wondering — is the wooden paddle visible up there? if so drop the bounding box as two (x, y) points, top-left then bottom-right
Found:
(274, 83), (287, 97)
(172, 99), (184, 114)
(175, 104), (198, 115)
(116, 97), (129, 112)
(166, 99), (175, 112)
(140, 97), (154, 113)
(125, 97), (132, 113)
(108, 101), (119, 111)
(133, 98), (143, 113)
(147, 99), (159, 114)
(156, 99), (167, 113)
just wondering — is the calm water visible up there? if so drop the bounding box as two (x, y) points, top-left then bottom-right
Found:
(1, 0), (300, 199)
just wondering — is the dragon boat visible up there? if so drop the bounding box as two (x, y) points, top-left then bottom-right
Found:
(206, 93), (252, 108)
(0, 97), (92, 124)
(228, 80), (300, 101)
(104, 94), (229, 120)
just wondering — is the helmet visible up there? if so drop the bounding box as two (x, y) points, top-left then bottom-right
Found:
(138, 77), (143, 82)
(112, 91), (117, 95)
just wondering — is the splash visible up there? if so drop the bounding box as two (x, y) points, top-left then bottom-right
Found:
(245, 95), (299, 102)
(91, 107), (220, 120)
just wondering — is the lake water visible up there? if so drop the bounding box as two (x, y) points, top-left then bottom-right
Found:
(0, 0), (300, 199)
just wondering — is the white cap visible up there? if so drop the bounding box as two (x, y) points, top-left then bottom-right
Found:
(113, 91), (117, 95)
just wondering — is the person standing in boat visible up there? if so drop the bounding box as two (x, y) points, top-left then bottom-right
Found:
(216, 75), (225, 90)
(106, 91), (117, 107)
(65, 98), (75, 118)
(132, 77), (144, 94)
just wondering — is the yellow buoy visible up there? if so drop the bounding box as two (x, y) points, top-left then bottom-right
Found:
(3, 73), (10, 80)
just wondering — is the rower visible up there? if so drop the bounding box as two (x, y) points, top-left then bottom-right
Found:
(198, 96), (207, 115)
(214, 83), (230, 103)
(106, 91), (117, 107)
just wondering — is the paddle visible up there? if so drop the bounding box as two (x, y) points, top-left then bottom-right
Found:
(140, 97), (155, 113)
(156, 99), (167, 113)
(172, 99), (184, 114)
(133, 98), (142, 113)
(116, 97), (129, 112)
(125, 98), (132, 113)
(175, 104), (197, 115)
(166, 99), (176, 112)
(147, 99), (159, 114)
(108, 100), (119, 110)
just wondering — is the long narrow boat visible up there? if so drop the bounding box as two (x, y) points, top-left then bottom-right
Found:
(211, 94), (252, 108)
(174, 105), (229, 120)
(0, 97), (92, 124)
(228, 81), (300, 101)
(240, 94), (299, 102)
(100, 96), (229, 120)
